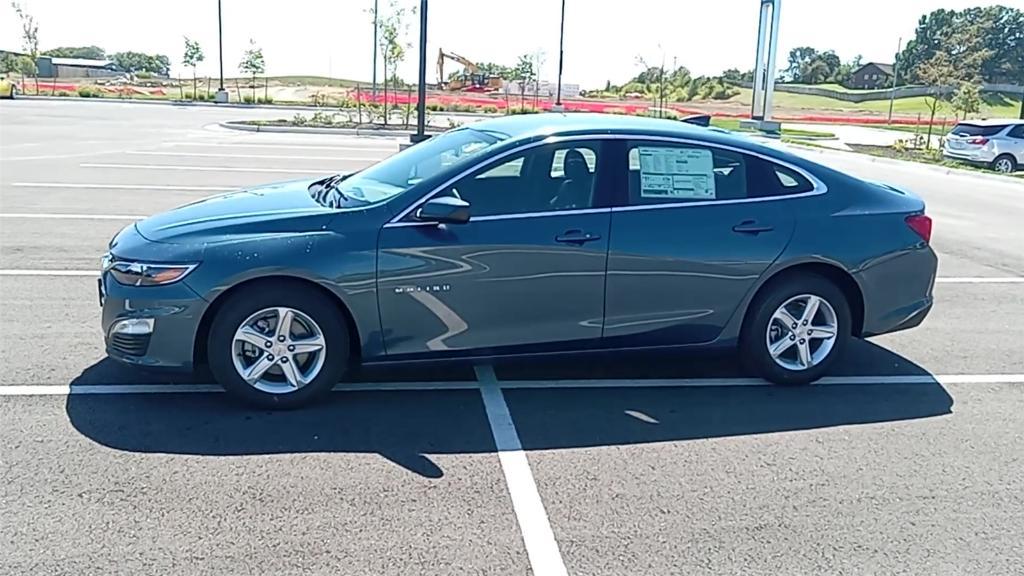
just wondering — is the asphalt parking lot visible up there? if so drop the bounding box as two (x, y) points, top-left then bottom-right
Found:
(1, 99), (1023, 575)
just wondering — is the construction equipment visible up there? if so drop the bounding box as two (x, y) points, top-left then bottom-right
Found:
(437, 49), (503, 92)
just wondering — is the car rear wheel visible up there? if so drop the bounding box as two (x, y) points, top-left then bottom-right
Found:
(992, 155), (1017, 174)
(740, 273), (851, 385)
(207, 282), (350, 408)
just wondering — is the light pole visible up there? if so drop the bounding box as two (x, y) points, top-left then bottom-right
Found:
(887, 37), (902, 124)
(412, 0), (428, 143)
(215, 0), (228, 102)
(1019, 84), (1023, 119)
(554, 0), (566, 111)
(372, 0), (378, 99)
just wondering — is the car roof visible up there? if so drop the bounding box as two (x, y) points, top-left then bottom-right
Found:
(467, 112), (750, 147)
(954, 118), (1024, 127)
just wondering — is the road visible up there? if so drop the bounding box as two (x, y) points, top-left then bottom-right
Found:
(1, 99), (1022, 576)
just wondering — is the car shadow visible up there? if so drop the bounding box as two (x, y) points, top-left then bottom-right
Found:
(65, 340), (952, 478)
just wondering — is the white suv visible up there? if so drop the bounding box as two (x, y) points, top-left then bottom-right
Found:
(943, 119), (1024, 173)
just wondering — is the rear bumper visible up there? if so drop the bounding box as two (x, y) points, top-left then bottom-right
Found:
(942, 148), (995, 164)
(856, 245), (938, 337)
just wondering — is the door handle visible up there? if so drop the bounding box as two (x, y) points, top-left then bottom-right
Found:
(732, 220), (774, 235)
(555, 230), (602, 245)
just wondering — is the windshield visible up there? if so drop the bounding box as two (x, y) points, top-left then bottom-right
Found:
(310, 128), (508, 208)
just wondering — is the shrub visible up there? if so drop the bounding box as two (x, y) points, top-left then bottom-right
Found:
(55, 90), (70, 97)
(135, 71), (153, 80)
(257, 95), (274, 104)
(291, 113), (308, 126)
(309, 110), (336, 125)
(426, 102), (446, 112)
(77, 86), (100, 98)
(482, 105), (499, 114)
(510, 107), (539, 115)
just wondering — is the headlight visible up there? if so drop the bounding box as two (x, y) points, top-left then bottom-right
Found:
(107, 260), (198, 287)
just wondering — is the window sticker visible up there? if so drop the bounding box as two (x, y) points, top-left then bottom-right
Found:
(637, 146), (716, 200)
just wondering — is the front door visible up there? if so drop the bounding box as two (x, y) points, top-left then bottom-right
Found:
(377, 141), (611, 356)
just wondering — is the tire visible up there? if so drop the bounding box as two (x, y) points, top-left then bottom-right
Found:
(991, 154), (1017, 174)
(207, 282), (350, 409)
(739, 273), (851, 385)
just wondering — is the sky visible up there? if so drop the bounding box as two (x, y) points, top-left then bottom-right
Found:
(2, 0), (1019, 88)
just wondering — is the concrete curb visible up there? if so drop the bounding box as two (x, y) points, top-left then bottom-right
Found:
(788, 142), (1024, 185)
(218, 120), (439, 137)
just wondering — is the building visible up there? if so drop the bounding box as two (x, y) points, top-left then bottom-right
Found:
(849, 62), (894, 90)
(35, 56), (122, 78)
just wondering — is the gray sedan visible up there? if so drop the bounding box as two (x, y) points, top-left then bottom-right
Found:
(99, 113), (937, 408)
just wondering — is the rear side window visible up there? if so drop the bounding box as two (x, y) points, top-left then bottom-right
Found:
(625, 142), (814, 204)
(950, 124), (1008, 137)
(1008, 125), (1024, 139)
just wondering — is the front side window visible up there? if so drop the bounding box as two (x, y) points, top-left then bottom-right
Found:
(626, 142), (814, 204)
(431, 143), (602, 218)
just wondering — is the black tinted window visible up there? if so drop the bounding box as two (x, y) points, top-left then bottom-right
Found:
(440, 143), (601, 217)
(1008, 125), (1024, 139)
(950, 124), (1008, 137)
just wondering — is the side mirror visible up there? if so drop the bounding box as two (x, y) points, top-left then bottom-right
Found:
(415, 196), (471, 225)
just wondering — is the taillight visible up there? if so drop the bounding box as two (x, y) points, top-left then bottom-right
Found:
(906, 214), (932, 243)
(966, 137), (989, 145)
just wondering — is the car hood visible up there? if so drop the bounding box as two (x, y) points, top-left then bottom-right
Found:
(136, 178), (336, 244)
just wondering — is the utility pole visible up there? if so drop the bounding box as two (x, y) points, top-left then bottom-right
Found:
(554, 0), (566, 111)
(372, 0), (379, 99)
(412, 0), (428, 143)
(887, 37), (902, 124)
(215, 0), (228, 102)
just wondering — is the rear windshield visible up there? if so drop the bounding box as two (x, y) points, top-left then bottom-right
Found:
(950, 124), (1007, 137)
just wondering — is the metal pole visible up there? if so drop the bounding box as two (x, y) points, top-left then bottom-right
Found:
(372, 0), (379, 99)
(217, 0), (224, 90)
(412, 0), (428, 143)
(887, 37), (902, 124)
(555, 0), (565, 108)
(1019, 84), (1023, 119)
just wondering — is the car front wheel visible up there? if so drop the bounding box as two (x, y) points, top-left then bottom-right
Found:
(207, 282), (350, 408)
(740, 274), (851, 385)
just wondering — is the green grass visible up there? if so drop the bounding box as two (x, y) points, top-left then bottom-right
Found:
(847, 144), (1024, 177)
(710, 117), (835, 138)
(729, 88), (1022, 118)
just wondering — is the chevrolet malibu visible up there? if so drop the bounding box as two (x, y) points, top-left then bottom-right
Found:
(100, 114), (937, 408)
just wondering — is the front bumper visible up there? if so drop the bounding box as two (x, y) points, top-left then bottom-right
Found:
(100, 271), (208, 371)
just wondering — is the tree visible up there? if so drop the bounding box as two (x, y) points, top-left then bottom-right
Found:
(372, 0), (413, 125)
(951, 82), (981, 119)
(512, 54), (536, 110)
(238, 40), (265, 102)
(182, 37), (205, 99)
(917, 52), (958, 149)
(111, 51), (170, 76)
(11, 1), (39, 93)
(899, 6), (1022, 84)
(14, 54), (35, 79)
(42, 46), (105, 59)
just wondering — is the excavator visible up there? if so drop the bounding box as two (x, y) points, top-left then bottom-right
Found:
(436, 49), (503, 92)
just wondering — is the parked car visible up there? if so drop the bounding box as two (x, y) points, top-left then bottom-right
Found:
(99, 113), (937, 408)
(942, 119), (1024, 173)
(0, 75), (18, 98)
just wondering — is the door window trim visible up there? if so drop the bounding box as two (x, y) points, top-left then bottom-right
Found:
(384, 133), (827, 227)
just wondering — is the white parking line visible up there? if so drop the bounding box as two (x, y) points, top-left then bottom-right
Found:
(1, 373), (1022, 396)
(0, 270), (97, 277)
(0, 213), (142, 220)
(127, 151), (385, 161)
(476, 365), (569, 576)
(81, 163), (336, 174)
(166, 142), (399, 151)
(11, 183), (235, 191)
(935, 277), (1024, 284)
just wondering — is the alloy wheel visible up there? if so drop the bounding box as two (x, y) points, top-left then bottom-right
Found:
(231, 306), (327, 394)
(994, 158), (1014, 173)
(765, 294), (838, 371)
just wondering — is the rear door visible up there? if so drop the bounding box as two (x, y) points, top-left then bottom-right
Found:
(377, 140), (612, 356)
(603, 139), (809, 346)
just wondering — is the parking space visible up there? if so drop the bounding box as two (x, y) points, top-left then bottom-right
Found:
(2, 99), (1022, 574)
